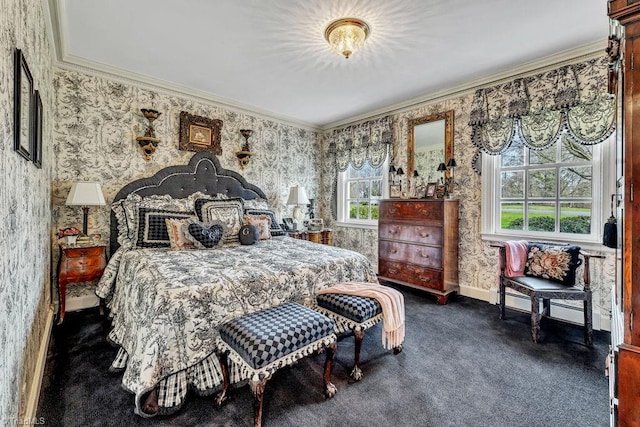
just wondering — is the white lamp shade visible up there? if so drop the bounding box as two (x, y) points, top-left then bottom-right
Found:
(287, 186), (310, 206)
(66, 182), (106, 206)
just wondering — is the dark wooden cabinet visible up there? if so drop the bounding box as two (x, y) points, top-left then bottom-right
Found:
(378, 199), (458, 304)
(57, 243), (107, 324)
(608, 2), (640, 425)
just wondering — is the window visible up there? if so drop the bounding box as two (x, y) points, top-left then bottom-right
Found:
(482, 134), (614, 244)
(337, 162), (386, 226)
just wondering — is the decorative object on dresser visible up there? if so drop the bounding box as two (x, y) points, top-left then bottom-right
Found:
(236, 129), (255, 169)
(606, 4), (640, 425)
(287, 185), (310, 230)
(136, 108), (161, 161)
(65, 181), (106, 236)
(57, 243), (107, 324)
(178, 111), (222, 154)
(378, 199), (459, 304)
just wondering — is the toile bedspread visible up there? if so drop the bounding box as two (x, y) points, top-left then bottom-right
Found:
(96, 236), (377, 415)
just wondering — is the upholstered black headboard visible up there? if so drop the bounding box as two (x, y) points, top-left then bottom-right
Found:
(109, 151), (267, 255)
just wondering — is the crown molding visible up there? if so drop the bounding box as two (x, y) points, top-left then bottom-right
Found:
(320, 39), (608, 132)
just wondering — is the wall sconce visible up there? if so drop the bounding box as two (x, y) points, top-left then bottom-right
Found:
(135, 108), (161, 161)
(236, 129), (254, 169)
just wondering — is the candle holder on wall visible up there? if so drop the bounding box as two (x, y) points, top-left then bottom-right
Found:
(236, 129), (255, 169)
(136, 108), (161, 161)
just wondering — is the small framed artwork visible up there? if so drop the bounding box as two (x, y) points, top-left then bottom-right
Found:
(32, 90), (43, 168)
(390, 184), (401, 198)
(179, 111), (223, 154)
(14, 48), (33, 161)
(426, 182), (437, 198)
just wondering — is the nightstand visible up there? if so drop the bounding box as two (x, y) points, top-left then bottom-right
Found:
(57, 242), (107, 324)
(287, 229), (332, 245)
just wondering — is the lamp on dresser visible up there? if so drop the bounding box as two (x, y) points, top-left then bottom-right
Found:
(287, 185), (310, 231)
(66, 181), (106, 236)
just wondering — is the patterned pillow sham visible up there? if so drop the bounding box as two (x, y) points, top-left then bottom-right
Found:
(136, 208), (194, 248)
(165, 218), (196, 250)
(182, 219), (226, 249)
(195, 198), (244, 243)
(524, 243), (582, 286)
(114, 193), (205, 246)
(243, 214), (271, 240)
(244, 208), (286, 237)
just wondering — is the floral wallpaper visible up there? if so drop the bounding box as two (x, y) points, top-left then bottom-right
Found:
(0, 0), (53, 424)
(52, 69), (320, 266)
(324, 57), (614, 322)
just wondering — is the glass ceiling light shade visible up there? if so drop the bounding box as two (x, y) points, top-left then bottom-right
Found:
(324, 18), (370, 59)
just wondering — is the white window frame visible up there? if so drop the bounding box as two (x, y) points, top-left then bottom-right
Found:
(336, 159), (389, 229)
(481, 135), (616, 249)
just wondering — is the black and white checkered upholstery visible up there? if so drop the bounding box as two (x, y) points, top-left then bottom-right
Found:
(219, 302), (335, 370)
(136, 207), (193, 248)
(316, 293), (381, 323)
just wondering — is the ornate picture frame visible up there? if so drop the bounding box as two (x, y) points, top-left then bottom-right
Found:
(14, 48), (33, 161)
(389, 184), (401, 198)
(178, 111), (222, 154)
(32, 90), (43, 168)
(426, 182), (437, 198)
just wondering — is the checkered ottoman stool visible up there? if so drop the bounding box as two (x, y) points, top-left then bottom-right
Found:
(215, 302), (337, 427)
(315, 293), (403, 381)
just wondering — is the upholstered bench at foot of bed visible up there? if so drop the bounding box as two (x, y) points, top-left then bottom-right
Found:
(215, 302), (337, 427)
(315, 293), (403, 381)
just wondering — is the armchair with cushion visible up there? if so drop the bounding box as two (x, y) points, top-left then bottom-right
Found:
(494, 241), (603, 345)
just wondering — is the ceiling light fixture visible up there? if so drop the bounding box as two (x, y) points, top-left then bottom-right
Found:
(324, 18), (370, 59)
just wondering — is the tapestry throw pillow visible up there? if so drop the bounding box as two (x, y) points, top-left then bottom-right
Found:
(194, 198), (244, 243)
(243, 214), (271, 240)
(244, 208), (286, 237)
(136, 207), (194, 248)
(239, 224), (260, 245)
(165, 218), (196, 251)
(524, 243), (582, 286)
(183, 220), (225, 249)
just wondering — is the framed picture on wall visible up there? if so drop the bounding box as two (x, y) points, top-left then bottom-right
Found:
(178, 111), (223, 154)
(32, 90), (43, 168)
(390, 184), (401, 198)
(14, 48), (33, 161)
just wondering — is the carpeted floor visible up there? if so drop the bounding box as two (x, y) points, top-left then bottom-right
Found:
(37, 286), (610, 427)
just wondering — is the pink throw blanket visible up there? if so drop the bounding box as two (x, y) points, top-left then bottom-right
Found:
(504, 240), (528, 277)
(317, 282), (405, 350)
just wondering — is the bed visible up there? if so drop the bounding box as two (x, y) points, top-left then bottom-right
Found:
(96, 152), (377, 416)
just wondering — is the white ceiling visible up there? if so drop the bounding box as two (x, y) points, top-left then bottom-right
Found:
(49, 0), (608, 129)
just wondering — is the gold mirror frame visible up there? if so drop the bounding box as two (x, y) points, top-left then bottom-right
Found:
(407, 110), (454, 179)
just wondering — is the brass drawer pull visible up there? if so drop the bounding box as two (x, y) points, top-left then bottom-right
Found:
(419, 276), (431, 282)
(419, 232), (430, 238)
(391, 248), (398, 254)
(388, 268), (399, 274)
(417, 249), (429, 258)
(389, 226), (399, 235)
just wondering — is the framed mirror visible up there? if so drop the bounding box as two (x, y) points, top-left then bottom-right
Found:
(407, 110), (454, 180)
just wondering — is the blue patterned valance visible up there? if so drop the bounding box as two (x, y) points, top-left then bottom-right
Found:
(469, 57), (614, 155)
(328, 116), (393, 172)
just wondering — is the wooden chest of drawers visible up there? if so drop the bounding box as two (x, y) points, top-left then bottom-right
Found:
(378, 199), (459, 304)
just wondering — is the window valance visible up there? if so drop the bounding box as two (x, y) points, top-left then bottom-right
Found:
(469, 56), (614, 155)
(328, 116), (393, 172)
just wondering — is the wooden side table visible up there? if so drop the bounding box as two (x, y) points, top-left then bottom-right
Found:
(288, 229), (332, 245)
(57, 242), (107, 324)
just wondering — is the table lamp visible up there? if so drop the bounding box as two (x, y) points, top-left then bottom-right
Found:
(287, 185), (310, 230)
(66, 181), (106, 235)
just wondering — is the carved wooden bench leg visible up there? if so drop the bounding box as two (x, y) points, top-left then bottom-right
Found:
(324, 342), (338, 398)
(249, 377), (269, 427)
(350, 329), (364, 381)
(531, 295), (541, 343)
(584, 295), (593, 346)
(499, 281), (506, 320)
(215, 350), (230, 407)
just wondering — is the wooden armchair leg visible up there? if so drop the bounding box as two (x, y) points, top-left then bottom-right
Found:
(531, 296), (541, 343)
(584, 297), (593, 346)
(499, 281), (506, 320)
(250, 377), (269, 427)
(323, 342), (338, 398)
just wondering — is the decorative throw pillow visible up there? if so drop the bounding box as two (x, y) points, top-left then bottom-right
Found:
(239, 224), (260, 245)
(182, 219), (226, 249)
(243, 214), (271, 240)
(244, 208), (286, 237)
(524, 243), (582, 285)
(165, 218), (196, 250)
(136, 208), (194, 248)
(195, 198), (244, 243)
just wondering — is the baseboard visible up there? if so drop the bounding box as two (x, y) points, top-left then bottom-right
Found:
(23, 304), (54, 422)
(458, 284), (610, 332)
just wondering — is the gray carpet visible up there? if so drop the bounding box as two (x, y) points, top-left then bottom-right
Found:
(37, 286), (610, 426)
